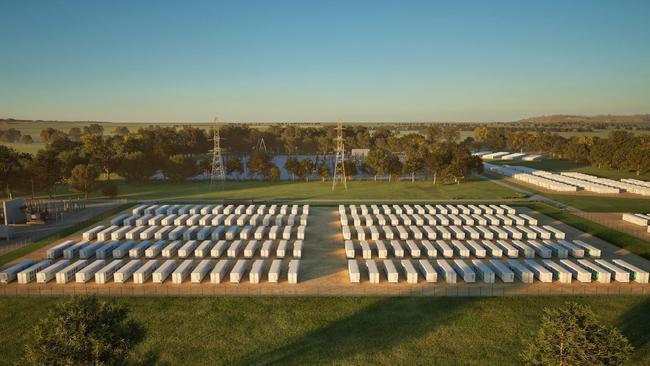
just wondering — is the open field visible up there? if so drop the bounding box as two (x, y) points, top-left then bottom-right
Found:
(24, 179), (526, 202)
(0, 296), (648, 365)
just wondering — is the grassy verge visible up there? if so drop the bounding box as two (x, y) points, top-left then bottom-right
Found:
(8, 179), (526, 201)
(522, 202), (650, 260)
(0, 296), (648, 365)
(0, 203), (133, 267)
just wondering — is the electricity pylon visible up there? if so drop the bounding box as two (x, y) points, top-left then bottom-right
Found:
(332, 121), (347, 190)
(210, 117), (225, 185)
(256, 137), (267, 152)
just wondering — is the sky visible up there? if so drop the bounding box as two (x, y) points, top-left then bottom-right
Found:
(1, 0), (649, 123)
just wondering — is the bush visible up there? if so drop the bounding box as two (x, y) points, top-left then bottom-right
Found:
(21, 296), (142, 366)
(102, 181), (119, 198)
(521, 302), (633, 365)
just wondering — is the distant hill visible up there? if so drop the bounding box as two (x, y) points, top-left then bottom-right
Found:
(518, 114), (650, 123)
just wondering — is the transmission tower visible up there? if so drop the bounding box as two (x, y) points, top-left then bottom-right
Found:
(256, 137), (267, 152)
(210, 117), (225, 184)
(332, 121), (347, 190)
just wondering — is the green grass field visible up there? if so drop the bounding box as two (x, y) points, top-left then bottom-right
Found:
(0, 296), (648, 365)
(31, 179), (525, 202)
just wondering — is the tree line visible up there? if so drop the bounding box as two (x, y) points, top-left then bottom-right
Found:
(472, 128), (650, 176)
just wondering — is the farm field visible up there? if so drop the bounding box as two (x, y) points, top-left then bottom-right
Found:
(0, 296), (648, 365)
(27, 179), (526, 202)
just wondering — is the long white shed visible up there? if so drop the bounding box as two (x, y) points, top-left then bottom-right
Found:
(418, 260), (437, 282)
(133, 260), (160, 284)
(227, 240), (244, 258)
(0, 259), (37, 283)
(577, 260), (611, 283)
(541, 260), (572, 283)
(75, 259), (106, 283)
(434, 240), (453, 258)
(488, 259), (514, 282)
(17, 260), (53, 284)
(229, 259), (249, 283)
(55, 260), (89, 284)
(210, 260), (231, 283)
(268, 259), (282, 283)
(112, 240), (137, 259)
(153, 259), (177, 283)
(288, 259), (300, 284)
(36, 260), (71, 283)
(506, 259), (533, 283)
(145, 240), (166, 258)
(191, 259), (213, 283)
(95, 260), (125, 284)
(162, 240), (182, 258)
(436, 259), (457, 283)
(172, 260), (195, 284)
(560, 260), (591, 282)
(113, 259), (142, 283)
(523, 260), (552, 283)
(612, 259), (649, 283)
(47, 240), (76, 259)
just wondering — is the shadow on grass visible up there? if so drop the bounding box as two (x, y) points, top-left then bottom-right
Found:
(618, 297), (650, 356)
(236, 296), (476, 365)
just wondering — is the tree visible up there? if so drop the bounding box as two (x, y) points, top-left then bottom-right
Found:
(299, 158), (316, 182)
(21, 296), (141, 366)
(82, 135), (122, 181)
(521, 302), (633, 366)
(116, 152), (156, 182)
(403, 143), (428, 183)
(284, 157), (300, 181)
(0, 128), (21, 142)
(164, 155), (199, 182)
(68, 164), (101, 199)
(102, 181), (119, 198)
(68, 127), (82, 141)
(40, 128), (66, 143)
(247, 151), (272, 178)
(113, 126), (130, 136)
(0, 145), (29, 197)
(30, 149), (63, 198)
(226, 157), (244, 177)
(441, 126), (460, 143)
(20, 134), (33, 144)
(268, 164), (281, 181)
(83, 123), (104, 136)
(317, 161), (330, 181)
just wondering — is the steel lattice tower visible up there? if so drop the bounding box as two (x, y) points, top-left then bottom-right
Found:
(332, 121), (347, 190)
(256, 137), (267, 152)
(210, 117), (225, 184)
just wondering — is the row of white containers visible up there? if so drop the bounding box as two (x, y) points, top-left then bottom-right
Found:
(1, 258), (301, 285)
(84, 224), (306, 242)
(345, 239), (599, 259)
(622, 213), (650, 232)
(46, 239), (303, 260)
(562, 172), (650, 196)
(110, 212), (309, 228)
(340, 203), (517, 216)
(342, 224), (565, 242)
(484, 164), (577, 192)
(341, 212), (539, 228)
(132, 203), (309, 217)
(347, 258), (649, 284)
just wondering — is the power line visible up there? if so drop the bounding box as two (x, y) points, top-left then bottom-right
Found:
(332, 121), (347, 190)
(210, 117), (225, 185)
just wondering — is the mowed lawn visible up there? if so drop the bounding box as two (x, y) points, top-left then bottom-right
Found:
(0, 296), (648, 365)
(43, 179), (525, 201)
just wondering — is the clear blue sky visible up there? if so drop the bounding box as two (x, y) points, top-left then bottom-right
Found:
(1, 0), (649, 122)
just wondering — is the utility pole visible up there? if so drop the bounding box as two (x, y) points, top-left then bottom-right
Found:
(210, 117), (225, 185)
(332, 121), (347, 190)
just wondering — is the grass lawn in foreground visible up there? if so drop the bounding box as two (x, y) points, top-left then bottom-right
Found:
(0, 296), (648, 365)
(29, 179), (525, 201)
